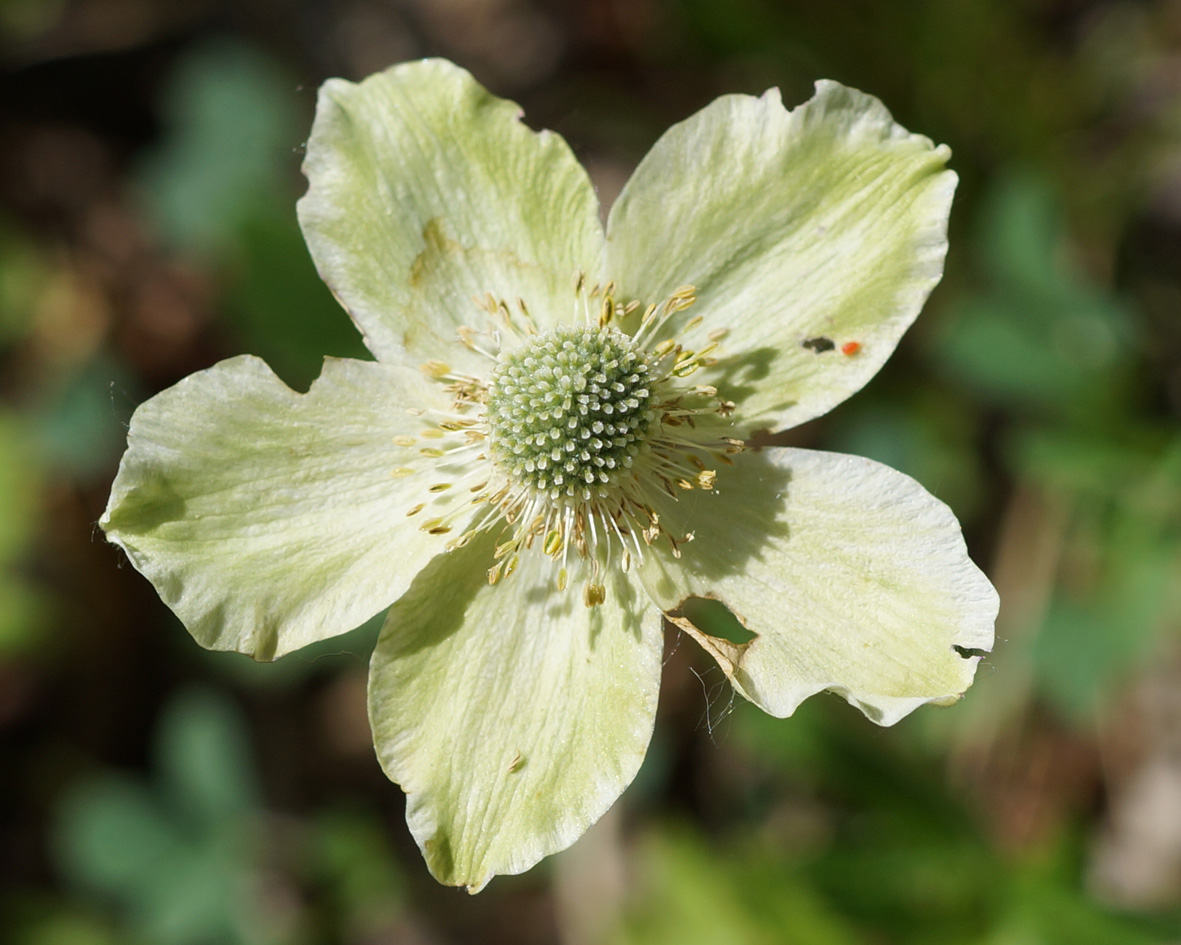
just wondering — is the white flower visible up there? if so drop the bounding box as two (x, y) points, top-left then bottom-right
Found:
(101, 59), (998, 892)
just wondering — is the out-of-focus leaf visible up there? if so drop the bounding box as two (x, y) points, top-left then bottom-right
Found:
(1010, 426), (1162, 500)
(830, 397), (983, 519)
(225, 207), (370, 391)
(307, 808), (405, 930)
(937, 172), (1135, 416)
(612, 827), (860, 945)
(678, 597), (756, 645)
(1014, 430), (1181, 720)
(0, 218), (50, 345)
(53, 689), (270, 945)
(0, 411), (48, 655)
(135, 40), (366, 391)
(33, 354), (133, 480)
(155, 688), (259, 828)
(991, 862), (1168, 945)
(2, 900), (124, 945)
(138, 40), (299, 255)
(56, 775), (182, 893)
(1034, 529), (1179, 721)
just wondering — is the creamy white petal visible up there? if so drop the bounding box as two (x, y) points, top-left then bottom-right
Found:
(101, 356), (472, 660)
(638, 447), (996, 725)
(607, 80), (955, 435)
(369, 536), (662, 891)
(298, 59), (605, 369)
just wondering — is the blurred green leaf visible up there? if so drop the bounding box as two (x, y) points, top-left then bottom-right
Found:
(306, 808), (405, 932)
(138, 40), (300, 256)
(1, 898), (124, 945)
(53, 688), (271, 945)
(136, 39), (368, 390)
(32, 354), (134, 480)
(1010, 427), (1162, 501)
(612, 826), (860, 945)
(937, 172), (1135, 417)
(155, 688), (259, 828)
(679, 597), (755, 645)
(225, 206), (370, 391)
(0, 218), (51, 346)
(1011, 429), (1181, 720)
(56, 775), (182, 893)
(0, 411), (48, 656)
(990, 860), (1169, 945)
(830, 397), (983, 519)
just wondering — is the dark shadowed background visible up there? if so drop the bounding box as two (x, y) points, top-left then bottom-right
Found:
(2, 1), (1181, 942)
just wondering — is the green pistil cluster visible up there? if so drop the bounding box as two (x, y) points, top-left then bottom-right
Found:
(486, 327), (658, 500)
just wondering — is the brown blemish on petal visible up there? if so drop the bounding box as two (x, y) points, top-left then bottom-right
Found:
(667, 594), (757, 695)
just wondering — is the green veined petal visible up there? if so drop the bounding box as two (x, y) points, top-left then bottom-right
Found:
(368, 533), (662, 892)
(101, 355), (472, 660)
(298, 58), (605, 369)
(638, 447), (996, 725)
(607, 80), (956, 434)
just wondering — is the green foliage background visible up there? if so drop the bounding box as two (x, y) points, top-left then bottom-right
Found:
(2, 1), (1180, 942)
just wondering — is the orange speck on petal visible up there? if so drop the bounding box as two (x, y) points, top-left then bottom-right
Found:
(841, 341), (861, 356)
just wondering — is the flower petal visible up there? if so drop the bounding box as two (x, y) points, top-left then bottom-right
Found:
(638, 447), (996, 725)
(368, 534), (661, 892)
(607, 81), (956, 434)
(298, 59), (605, 368)
(101, 355), (471, 660)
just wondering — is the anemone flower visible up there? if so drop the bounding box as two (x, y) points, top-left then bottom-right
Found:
(102, 59), (997, 892)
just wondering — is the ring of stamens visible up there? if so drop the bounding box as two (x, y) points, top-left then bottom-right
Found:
(405, 282), (744, 602)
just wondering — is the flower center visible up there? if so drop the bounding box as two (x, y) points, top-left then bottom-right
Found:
(485, 327), (658, 501)
(407, 283), (744, 603)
